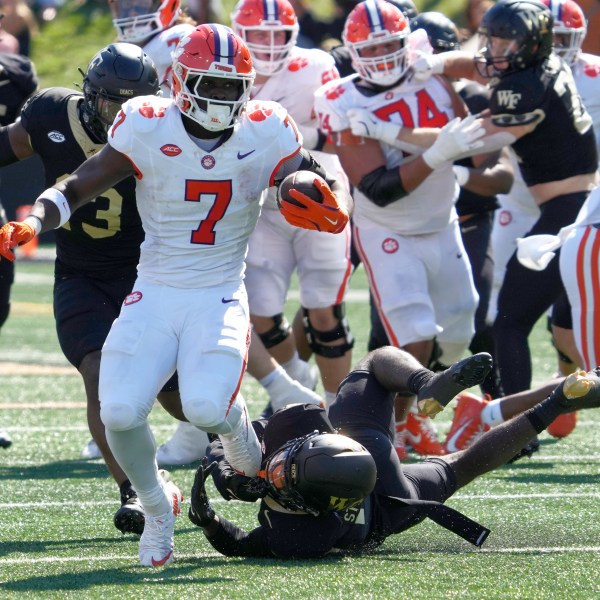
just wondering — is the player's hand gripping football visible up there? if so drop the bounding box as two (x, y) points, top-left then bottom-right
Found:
(188, 458), (218, 527)
(0, 221), (36, 261)
(278, 173), (349, 234)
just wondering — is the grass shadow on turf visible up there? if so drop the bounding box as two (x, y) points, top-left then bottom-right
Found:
(0, 564), (235, 593)
(0, 460), (110, 481)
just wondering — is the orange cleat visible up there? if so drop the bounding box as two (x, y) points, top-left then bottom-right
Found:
(443, 392), (489, 453)
(547, 411), (578, 438)
(405, 410), (445, 455)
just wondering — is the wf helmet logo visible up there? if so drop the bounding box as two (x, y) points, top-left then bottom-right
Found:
(496, 90), (522, 109)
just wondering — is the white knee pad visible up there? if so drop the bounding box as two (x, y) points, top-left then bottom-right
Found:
(183, 394), (243, 435)
(100, 402), (146, 432)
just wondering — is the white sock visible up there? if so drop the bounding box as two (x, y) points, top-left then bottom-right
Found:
(106, 423), (170, 516)
(220, 401), (262, 476)
(281, 352), (306, 380)
(481, 399), (505, 427)
(324, 390), (337, 408)
(259, 366), (283, 388)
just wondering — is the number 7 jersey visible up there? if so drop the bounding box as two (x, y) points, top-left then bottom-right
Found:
(108, 95), (302, 288)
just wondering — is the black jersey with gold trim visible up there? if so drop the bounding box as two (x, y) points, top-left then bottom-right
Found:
(489, 55), (598, 187)
(20, 87), (143, 276)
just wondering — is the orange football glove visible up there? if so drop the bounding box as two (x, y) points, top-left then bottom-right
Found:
(0, 221), (36, 261)
(280, 178), (349, 234)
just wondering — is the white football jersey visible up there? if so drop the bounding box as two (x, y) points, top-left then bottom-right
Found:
(143, 23), (196, 94)
(572, 53), (600, 157)
(251, 46), (338, 140)
(108, 96), (301, 288)
(314, 74), (459, 234)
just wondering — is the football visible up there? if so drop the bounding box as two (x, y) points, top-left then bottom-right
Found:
(277, 170), (326, 207)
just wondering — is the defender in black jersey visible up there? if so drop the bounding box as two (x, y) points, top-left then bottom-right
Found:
(189, 346), (600, 558)
(0, 51), (37, 451)
(0, 43), (161, 532)
(412, 0), (599, 396)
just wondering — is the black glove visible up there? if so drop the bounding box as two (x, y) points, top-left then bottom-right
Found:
(189, 458), (218, 527)
(226, 473), (268, 502)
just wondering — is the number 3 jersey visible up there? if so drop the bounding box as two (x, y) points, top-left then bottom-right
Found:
(108, 95), (302, 289)
(20, 87), (142, 277)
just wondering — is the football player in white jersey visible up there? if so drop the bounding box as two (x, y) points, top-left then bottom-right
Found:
(0, 24), (352, 567)
(109, 0), (196, 94)
(106, 0), (325, 466)
(314, 0), (485, 456)
(232, 0), (354, 408)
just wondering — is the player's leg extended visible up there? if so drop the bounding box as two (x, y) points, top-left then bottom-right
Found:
(177, 282), (261, 476)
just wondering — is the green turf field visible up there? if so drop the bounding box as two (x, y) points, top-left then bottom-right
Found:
(1, 254), (599, 599)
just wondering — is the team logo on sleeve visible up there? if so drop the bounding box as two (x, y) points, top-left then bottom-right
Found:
(48, 131), (66, 143)
(161, 144), (182, 156)
(124, 291), (143, 305)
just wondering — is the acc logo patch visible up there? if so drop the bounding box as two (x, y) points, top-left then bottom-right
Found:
(201, 155), (216, 169)
(161, 144), (182, 156)
(124, 291), (143, 305)
(382, 238), (399, 254)
(48, 131), (66, 143)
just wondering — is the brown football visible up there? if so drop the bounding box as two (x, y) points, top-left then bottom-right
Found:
(277, 170), (325, 207)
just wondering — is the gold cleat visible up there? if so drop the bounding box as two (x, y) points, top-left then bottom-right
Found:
(563, 370), (595, 400)
(417, 397), (444, 418)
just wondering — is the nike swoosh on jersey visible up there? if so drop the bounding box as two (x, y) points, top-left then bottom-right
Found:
(237, 149), (256, 160)
(151, 550), (173, 567)
(324, 216), (338, 226)
(444, 420), (473, 453)
(222, 297), (237, 304)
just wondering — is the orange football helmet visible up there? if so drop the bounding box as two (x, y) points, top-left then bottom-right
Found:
(171, 24), (255, 131)
(109, 0), (181, 44)
(231, 0), (299, 76)
(542, 0), (586, 65)
(343, 0), (411, 86)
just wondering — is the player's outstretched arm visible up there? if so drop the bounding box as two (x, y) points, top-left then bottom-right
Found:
(0, 144), (134, 261)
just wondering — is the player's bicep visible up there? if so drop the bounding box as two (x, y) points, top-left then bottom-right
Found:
(57, 145), (134, 211)
(7, 120), (34, 159)
(336, 137), (386, 188)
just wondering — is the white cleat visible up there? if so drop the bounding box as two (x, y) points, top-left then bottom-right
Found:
(80, 439), (102, 460)
(138, 472), (182, 567)
(269, 375), (324, 413)
(156, 421), (209, 466)
(283, 358), (319, 391)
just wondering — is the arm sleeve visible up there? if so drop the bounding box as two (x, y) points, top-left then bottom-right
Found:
(358, 165), (407, 207)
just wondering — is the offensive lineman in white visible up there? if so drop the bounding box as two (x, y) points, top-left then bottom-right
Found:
(232, 0), (354, 407)
(314, 0), (485, 454)
(0, 24), (351, 567)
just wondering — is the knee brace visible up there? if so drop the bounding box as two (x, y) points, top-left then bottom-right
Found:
(257, 313), (291, 349)
(100, 402), (144, 432)
(302, 303), (354, 359)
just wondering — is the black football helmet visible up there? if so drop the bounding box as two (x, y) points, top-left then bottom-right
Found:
(81, 42), (160, 143)
(386, 0), (418, 21)
(261, 431), (377, 516)
(477, 0), (553, 75)
(410, 12), (460, 53)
